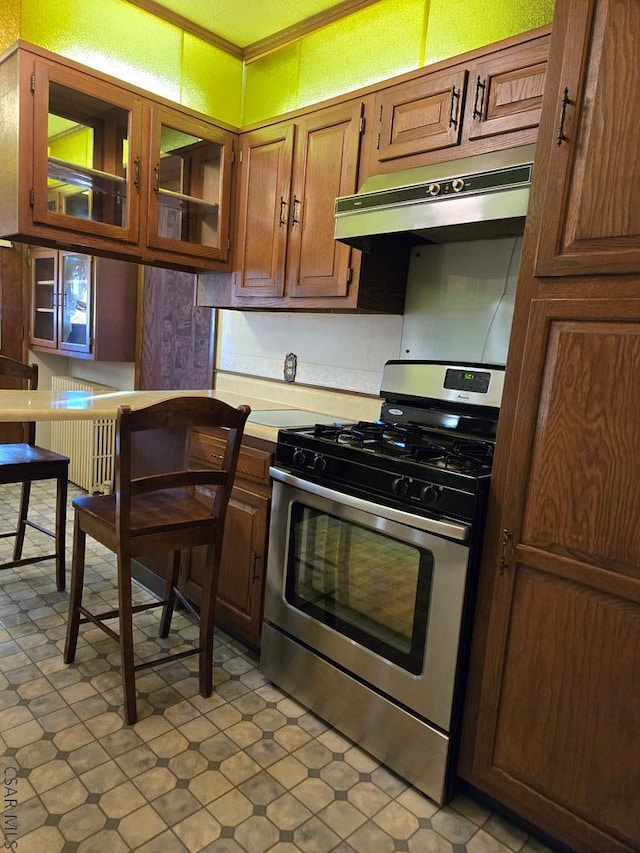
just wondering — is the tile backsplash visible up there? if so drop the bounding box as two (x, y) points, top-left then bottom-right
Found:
(216, 236), (522, 394)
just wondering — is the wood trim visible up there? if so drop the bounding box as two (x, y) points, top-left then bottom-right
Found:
(125, 0), (243, 58)
(126, 0), (383, 63)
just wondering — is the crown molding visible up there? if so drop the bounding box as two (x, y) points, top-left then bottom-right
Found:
(126, 0), (243, 58)
(126, 0), (381, 63)
(242, 0), (381, 63)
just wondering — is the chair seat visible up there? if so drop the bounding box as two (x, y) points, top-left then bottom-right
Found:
(0, 443), (69, 484)
(73, 488), (216, 555)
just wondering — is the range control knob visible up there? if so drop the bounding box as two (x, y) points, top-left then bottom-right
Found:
(313, 454), (327, 472)
(420, 484), (443, 505)
(427, 182), (441, 196)
(391, 477), (410, 497)
(292, 449), (307, 467)
(452, 178), (465, 192)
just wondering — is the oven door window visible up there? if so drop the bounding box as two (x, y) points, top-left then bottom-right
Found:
(285, 503), (432, 674)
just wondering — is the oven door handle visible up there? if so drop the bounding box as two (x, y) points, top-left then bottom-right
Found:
(270, 467), (470, 542)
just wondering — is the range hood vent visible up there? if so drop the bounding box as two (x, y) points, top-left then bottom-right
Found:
(335, 145), (535, 250)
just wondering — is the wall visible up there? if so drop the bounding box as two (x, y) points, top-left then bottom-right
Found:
(242, 0), (555, 124)
(14, 0), (243, 126)
(217, 236), (521, 396)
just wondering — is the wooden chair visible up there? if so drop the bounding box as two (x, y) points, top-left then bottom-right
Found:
(63, 395), (250, 724)
(0, 355), (69, 591)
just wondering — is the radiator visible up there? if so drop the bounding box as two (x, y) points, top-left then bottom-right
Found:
(50, 376), (117, 494)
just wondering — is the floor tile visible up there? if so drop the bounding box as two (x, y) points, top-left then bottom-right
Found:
(0, 482), (558, 853)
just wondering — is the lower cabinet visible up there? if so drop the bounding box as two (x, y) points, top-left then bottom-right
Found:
(182, 428), (274, 649)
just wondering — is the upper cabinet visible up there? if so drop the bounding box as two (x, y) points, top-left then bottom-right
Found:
(30, 247), (137, 361)
(534, 2), (640, 277)
(365, 28), (550, 177)
(0, 43), (235, 273)
(204, 98), (409, 312)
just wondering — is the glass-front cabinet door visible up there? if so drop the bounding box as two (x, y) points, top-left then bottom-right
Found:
(31, 60), (143, 245)
(59, 252), (92, 354)
(31, 250), (58, 349)
(146, 107), (233, 262)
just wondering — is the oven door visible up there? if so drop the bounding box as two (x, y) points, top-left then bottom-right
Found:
(263, 468), (472, 732)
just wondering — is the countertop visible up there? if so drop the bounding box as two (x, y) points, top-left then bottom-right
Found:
(0, 388), (357, 444)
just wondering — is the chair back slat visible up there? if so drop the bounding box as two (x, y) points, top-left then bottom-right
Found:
(130, 469), (228, 497)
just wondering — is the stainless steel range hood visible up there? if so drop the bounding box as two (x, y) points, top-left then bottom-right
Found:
(335, 145), (535, 250)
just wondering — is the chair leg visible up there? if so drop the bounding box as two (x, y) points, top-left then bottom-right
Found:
(13, 481), (30, 562)
(64, 516), (86, 664)
(159, 551), (180, 639)
(117, 548), (138, 725)
(198, 545), (220, 698)
(55, 473), (68, 592)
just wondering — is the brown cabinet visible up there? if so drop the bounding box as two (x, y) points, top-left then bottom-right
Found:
(459, 4), (640, 853)
(201, 98), (409, 312)
(533, 2), (640, 277)
(183, 428), (274, 649)
(366, 28), (549, 176)
(30, 247), (137, 360)
(0, 42), (235, 273)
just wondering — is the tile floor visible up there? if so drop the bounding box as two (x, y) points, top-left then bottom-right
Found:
(0, 481), (557, 853)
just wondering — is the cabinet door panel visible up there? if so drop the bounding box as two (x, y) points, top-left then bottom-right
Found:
(461, 296), (640, 853)
(215, 488), (269, 648)
(493, 564), (640, 850)
(372, 68), (467, 168)
(535, 0), (640, 276)
(59, 252), (92, 355)
(465, 39), (548, 141)
(30, 249), (58, 349)
(521, 316), (640, 577)
(287, 102), (362, 299)
(235, 124), (294, 298)
(146, 106), (233, 262)
(32, 59), (143, 245)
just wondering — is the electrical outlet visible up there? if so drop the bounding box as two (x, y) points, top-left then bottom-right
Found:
(283, 352), (297, 382)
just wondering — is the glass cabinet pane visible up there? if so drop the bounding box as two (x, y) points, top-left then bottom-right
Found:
(60, 253), (92, 353)
(32, 255), (57, 346)
(32, 61), (141, 245)
(156, 123), (221, 246)
(148, 109), (230, 259)
(47, 85), (129, 227)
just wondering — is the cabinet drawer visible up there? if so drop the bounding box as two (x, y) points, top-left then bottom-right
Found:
(190, 429), (272, 484)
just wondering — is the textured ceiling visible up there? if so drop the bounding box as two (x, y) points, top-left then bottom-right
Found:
(144, 0), (358, 49)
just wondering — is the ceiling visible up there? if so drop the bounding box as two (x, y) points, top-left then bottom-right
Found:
(128, 0), (379, 58)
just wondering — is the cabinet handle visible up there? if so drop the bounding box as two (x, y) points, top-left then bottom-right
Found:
(556, 87), (571, 146)
(473, 75), (486, 120)
(448, 85), (461, 128)
(134, 155), (141, 189)
(499, 528), (513, 574)
(279, 196), (288, 227)
(153, 164), (160, 193)
(292, 195), (301, 225)
(251, 551), (260, 582)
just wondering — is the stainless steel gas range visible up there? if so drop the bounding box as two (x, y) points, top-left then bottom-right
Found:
(260, 360), (505, 804)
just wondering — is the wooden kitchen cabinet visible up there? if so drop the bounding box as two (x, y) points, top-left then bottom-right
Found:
(458, 4), (640, 853)
(366, 28), (549, 176)
(0, 42), (235, 273)
(217, 98), (409, 312)
(29, 247), (137, 360)
(182, 428), (274, 649)
(533, 1), (640, 277)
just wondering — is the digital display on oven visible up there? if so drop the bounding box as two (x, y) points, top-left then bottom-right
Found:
(444, 368), (491, 394)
